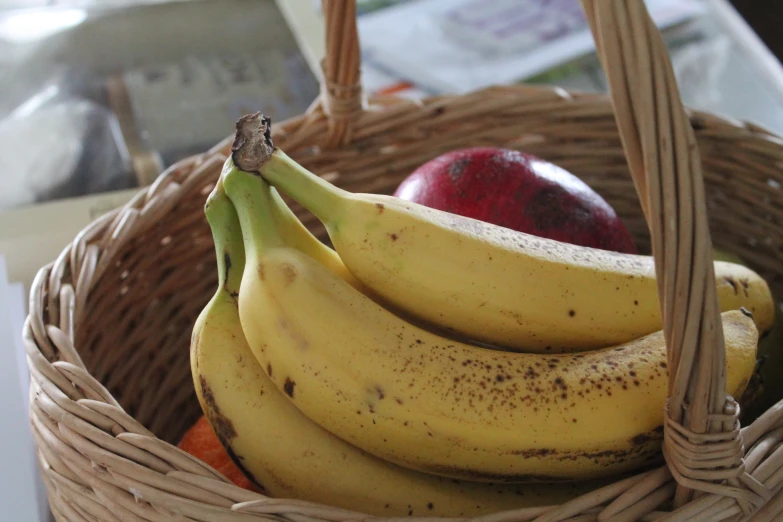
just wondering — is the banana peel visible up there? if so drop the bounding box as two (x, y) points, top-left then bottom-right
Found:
(713, 248), (780, 424)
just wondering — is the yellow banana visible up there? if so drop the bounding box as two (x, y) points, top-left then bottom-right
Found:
(191, 173), (602, 516)
(249, 129), (773, 353)
(223, 162), (759, 483)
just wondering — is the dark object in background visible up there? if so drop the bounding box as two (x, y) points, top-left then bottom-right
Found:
(730, 1), (783, 64)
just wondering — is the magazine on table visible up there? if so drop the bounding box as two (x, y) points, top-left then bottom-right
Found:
(355, 0), (704, 94)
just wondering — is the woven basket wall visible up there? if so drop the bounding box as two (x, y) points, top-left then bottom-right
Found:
(24, 1), (783, 521)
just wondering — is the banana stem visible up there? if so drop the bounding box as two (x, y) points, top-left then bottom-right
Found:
(221, 158), (285, 260)
(204, 182), (245, 295)
(269, 187), (327, 256)
(261, 149), (349, 225)
(230, 112), (348, 225)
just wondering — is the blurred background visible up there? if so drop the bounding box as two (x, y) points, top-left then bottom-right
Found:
(0, 0), (781, 216)
(0, 1), (781, 521)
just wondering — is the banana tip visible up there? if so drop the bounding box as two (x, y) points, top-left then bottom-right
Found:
(232, 112), (274, 172)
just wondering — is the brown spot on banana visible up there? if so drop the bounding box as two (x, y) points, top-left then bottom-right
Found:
(221, 441), (267, 493)
(284, 377), (296, 398)
(282, 263), (297, 286)
(418, 463), (576, 484)
(409, 429), (665, 483)
(198, 376), (237, 441)
(723, 277), (739, 295)
(224, 252), (232, 286)
(629, 425), (664, 445)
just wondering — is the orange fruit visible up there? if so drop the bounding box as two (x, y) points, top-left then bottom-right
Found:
(178, 416), (257, 491)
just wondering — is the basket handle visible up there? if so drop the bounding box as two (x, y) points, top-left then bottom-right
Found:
(317, 0), (364, 146)
(579, 0), (762, 512)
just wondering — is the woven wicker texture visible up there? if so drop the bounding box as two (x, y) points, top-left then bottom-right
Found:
(24, 0), (783, 521)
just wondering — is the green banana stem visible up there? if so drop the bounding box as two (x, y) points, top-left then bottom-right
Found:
(221, 158), (285, 259)
(204, 181), (245, 295)
(269, 187), (333, 259)
(260, 149), (349, 225)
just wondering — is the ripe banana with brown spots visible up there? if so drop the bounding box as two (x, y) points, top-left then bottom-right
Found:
(223, 161), (759, 483)
(191, 172), (604, 516)
(243, 115), (773, 353)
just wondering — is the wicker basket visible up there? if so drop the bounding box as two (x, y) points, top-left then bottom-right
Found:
(24, 0), (783, 520)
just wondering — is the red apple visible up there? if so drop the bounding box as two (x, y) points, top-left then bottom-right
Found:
(393, 147), (637, 254)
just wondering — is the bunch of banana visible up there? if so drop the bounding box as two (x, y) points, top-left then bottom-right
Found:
(191, 175), (608, 517)
(248, 127), (773, 353)
(192, 113), (774, 512)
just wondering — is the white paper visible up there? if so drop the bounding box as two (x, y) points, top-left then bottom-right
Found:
(357, 0), (704, 94)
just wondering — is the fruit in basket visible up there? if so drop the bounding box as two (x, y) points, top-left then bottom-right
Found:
(242, 114), (774, 353)
(393, 147), (638, 254)
(178, 416), (256, 491)
(191, 178), (603, 516)
(710, 248), (781, 423)
(222, 154), (759, 483)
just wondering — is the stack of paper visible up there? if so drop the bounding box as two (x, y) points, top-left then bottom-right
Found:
(356, 0), (704, 94)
